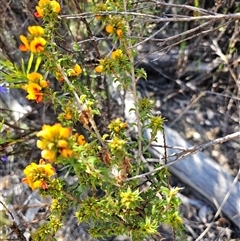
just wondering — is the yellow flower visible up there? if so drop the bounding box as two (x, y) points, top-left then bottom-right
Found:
(41, 149), (56, 162)
(37, 140), (46, 149)
(51, 123), (63, 137)
(116, 29), (123, 38)
(120, 122), (127, 128)
(106, 25), (114, 34)
(39, 79), (49, 88)
(68, 64), (82, 76)
(60, 148), (73, 158)
(30, 37), (47, 53)
(22, 160), (55, 190)
(36, 123), (73, 161)
(63, 108), (73, 120)
(19, 27), (46, 53)
(35, 6), (44, 18)
(57, 139), (68, 148)
(109, 137), (125, 151)
(28, 26), (44, 36)
(37, 124), (55, 140)
(55, 71), (64, 81)
(23, 73), (49, 103)
(77, 135), (86, 145)
(50, 1), (61, 13)
(27, 72), (43, 81)
(73, 64), (82, 75)
(38, 0), (51, 7)
(108, 118), (127, 133)
(35, 0), (61, 18)
(111, 49), (123, 59)
(19, 35), (30, 52)
(95, 65), (103, 73)
(59, 126), (71, 139)
(114, 126), (120, 132)
(24, 82), (43, 103)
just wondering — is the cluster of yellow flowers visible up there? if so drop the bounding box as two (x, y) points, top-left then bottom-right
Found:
(22, 159), (55, 190)
(55, 64), (82, 82)
(20, 0), (61, 52)
(108, 137), (126, 152)
(95, 49), (124, 73)
(34, 0), (61, 18)
(36, 123), (72, 161)
(36, 123), (86, 162)
(20, 0), (88, 192)
(19, 0), (82, 102)
(108, 117), (127, 133)
(19, 26), (46, 53)
(106, 24), (123, 38)
(22, 72), (49, 103)
(22, 123), (86, 190)
(111, 49), (123, 59)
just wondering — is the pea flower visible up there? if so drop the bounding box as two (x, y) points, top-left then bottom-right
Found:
(111, 49), (123, 59)
(28, 26), (45, 36)
(22, 72), (49, 103)
(67, 64), (83, 77)
(35, 0), (61, 18)
(19, 25), (47, 53)
(116, 29), (123, 38)
(95, 64), (103, 73)
(105, 19), (125, 39)
(70, 64), (82, 76)
(95, 59), (106, 73)
(22, 159), (55, 190)
(56, 64), (82, 81)
(77, 134), (86, 146)
(19, 35), (30, 52)
(36, 123), (73, 162)
(106, 25), (114, 34)
(29, 37), (47, 53)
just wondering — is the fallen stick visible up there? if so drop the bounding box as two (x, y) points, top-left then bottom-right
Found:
(146, 126), (240, 229)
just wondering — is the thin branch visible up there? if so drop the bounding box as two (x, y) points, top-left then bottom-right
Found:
(0, 201), (27, 241)
(169, 92), (206, 127)
(131, 22), (170, 49)
(72, 0), (101, 59)
(125, 131), (240, 181)
(151, 0), (218, 15)
(157, 20), (211, 46)
(60, 11), (240, 22)
(211, 38), (240, 88)
(56, 64), (106, 148)
(152, 19), (231, 60)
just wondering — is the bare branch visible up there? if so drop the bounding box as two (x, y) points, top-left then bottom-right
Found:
(60, 11), (240, 23)
(126, 131), (240, 181)
(151, 0), (217, 15)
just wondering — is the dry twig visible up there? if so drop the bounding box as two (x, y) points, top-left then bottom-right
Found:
(126, 131), (240, 181)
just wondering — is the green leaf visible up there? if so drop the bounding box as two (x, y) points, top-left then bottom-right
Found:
(27, 52), (34, 74)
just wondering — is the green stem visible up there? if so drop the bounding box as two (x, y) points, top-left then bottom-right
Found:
(123, 40), (142, 175)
